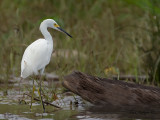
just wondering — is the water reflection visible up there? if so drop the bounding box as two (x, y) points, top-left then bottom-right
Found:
(79, 105), (160, 120)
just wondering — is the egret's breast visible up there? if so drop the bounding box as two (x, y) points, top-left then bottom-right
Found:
(21, 39), (53, 78)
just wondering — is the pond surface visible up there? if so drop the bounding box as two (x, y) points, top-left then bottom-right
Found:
(0, 75), (160, 120)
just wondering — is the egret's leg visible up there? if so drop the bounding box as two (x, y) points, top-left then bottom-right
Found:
(19, 77), (23, 94)
(38, 73), (45, 112)
(40, 68), (45, 75)
(30, 78), (35, 111)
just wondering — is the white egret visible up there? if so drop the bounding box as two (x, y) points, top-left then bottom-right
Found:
(21, 19), (72, 111)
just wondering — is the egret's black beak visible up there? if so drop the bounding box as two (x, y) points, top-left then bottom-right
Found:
(57, 27), (72, 38)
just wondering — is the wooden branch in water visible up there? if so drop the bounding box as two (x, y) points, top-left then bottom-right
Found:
(24, 93), (61, 108)
(63, 71), (160, 107)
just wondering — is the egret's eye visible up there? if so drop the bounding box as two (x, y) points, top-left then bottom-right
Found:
(54, 23), (59, 28)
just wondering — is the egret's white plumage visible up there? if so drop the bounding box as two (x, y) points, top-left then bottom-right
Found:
(21, 19), (72, 78)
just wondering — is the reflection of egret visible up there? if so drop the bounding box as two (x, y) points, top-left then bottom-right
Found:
(21, 19), (72, 111)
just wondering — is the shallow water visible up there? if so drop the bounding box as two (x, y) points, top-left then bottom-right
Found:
(0, 104), (78, 120)
(0, 76), (160, 120)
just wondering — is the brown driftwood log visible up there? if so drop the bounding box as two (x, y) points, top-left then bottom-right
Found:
(63, 71), (160, 107)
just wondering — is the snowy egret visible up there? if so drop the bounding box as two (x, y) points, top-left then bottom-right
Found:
(21, 19), (72, 111)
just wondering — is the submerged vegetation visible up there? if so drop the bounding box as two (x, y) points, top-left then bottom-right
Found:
(0, 0), (160, 85)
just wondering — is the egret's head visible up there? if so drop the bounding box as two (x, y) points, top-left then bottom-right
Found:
(41, 19), (72, 38)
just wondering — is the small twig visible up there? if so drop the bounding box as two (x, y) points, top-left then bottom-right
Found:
(24, 93), (61, 109)
(111, 75), (148, 81)
(153, 55), (160, 83)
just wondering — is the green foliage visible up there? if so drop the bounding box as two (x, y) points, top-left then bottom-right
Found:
(124, 0), (160, 84)
(0, 0), (160, 84)
(125, 0), (160, 15)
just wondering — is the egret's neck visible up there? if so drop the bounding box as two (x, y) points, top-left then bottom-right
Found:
(40, 24), (53, 42)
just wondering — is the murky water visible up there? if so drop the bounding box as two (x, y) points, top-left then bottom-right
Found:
(0, 76), (160, 120)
